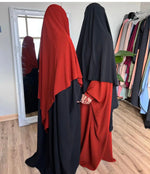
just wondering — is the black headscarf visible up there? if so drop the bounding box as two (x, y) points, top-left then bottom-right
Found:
(76, 3), (117, 93)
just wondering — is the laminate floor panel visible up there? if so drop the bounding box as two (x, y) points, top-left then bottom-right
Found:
(0, 101), (150, 174)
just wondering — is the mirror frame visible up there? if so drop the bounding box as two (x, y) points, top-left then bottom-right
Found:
(9, 7), (45, 126)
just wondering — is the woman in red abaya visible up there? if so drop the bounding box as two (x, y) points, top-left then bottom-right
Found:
(76, 3), (118, 170)
(25, 4), (82, 174)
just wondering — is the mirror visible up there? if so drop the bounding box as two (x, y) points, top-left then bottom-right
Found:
(18, 15), (43, 117)
(9, 7), (44, 126)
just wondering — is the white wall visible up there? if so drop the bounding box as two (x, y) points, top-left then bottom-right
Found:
(0, 2), (140, 116)
(63, 2), (140, 48)
(140, 2), (150, 11)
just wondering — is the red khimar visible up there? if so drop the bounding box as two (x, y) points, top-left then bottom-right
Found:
(38, 4), (83, 130)
(22, 36), (38, 76)
(76, 3), (118, 170)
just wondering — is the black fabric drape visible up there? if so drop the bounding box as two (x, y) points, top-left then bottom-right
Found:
(76, 3), (118, 91)
(25, 79), (82, 174)
(144, 100), (150, 128)
(23, 68), (38, 114)
(131, 16), (150, 107)
(76, 3), (118, 131)
(132, 19), (146, 63)
(110, 86), (118, 131)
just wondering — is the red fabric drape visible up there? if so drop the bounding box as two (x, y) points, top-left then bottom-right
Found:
(22, 36), (38, 76)
(80, 81), (115, 170)
(38, 5), (83, 130)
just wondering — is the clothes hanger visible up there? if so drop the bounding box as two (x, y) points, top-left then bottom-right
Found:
(128, 12), (136, 19)
(130, 11), (149, 25)
(134, 10), (150, 21)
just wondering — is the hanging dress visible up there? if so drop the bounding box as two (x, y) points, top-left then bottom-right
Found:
(128, 20), (142, 97)
(140, 53), (150, 115)
(25, 4), (83, 174)
(124, 22), (139, 88)
(131, 17), (150, 107)
(76, 3), (118, 170)
(117, 21), (133, 99)
(115, 19), (129, 54)
(140, 52), (150, 128)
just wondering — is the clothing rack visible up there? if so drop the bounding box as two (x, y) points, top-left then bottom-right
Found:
(135, 9), (150, 16)
(116, 10), (150, 128)
(135, 11), (150, 21)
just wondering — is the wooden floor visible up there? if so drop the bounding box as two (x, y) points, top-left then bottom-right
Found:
(0, 101), (150, 174)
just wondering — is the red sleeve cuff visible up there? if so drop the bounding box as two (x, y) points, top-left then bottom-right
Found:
(84, 92), (94, 100)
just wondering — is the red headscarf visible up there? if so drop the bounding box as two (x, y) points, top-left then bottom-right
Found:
(22, 36), (38, 76)
(38, 4), (83, 130)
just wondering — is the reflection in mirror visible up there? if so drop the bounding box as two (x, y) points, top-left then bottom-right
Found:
(17, 14), (43, 117)
(21, 36), (38, 117)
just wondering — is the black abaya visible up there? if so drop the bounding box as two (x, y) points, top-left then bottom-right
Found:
(25, 79), (81, 174)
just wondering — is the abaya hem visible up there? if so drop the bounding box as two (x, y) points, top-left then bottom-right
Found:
(80, 158), (116, 171)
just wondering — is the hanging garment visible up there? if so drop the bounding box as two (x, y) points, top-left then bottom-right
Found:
(145, 69), (150, 128)
(128, 19), (145, 98)
(141, 31), (150, 76)
(118, 20), (130, 51)
(115, 19), (129, 73)
(133, 19), (146, 63)
(131, 17), (150, 107)
(140, 42), (150, 91)
(141, 59), (150, 128)
(128, 21), (142, 97)
(124, 22), (139, 88)
(118, 23), (138, 99)
(117, 21), (133, 98)
(25, 4), (83, 174)
(22, 36), (38, 76)
(140, 53), (150, 114)
(145, 100), (150, 128)
(76, 3), (118, 170)
(115, 19), (128, 54)
(128, 49), (140, 97)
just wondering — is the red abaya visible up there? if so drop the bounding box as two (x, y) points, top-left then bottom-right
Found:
(80, 81), (115, 170)
(76, 3), (118, 170)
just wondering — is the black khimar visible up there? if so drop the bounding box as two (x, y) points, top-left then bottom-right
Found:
(76, 3), (118, 93)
